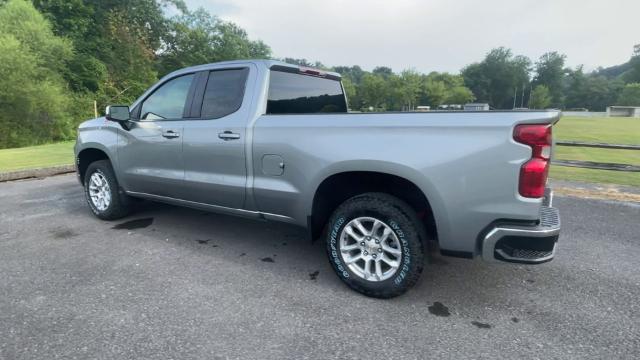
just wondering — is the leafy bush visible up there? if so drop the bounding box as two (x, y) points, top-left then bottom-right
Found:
(0, 0), (73, 148)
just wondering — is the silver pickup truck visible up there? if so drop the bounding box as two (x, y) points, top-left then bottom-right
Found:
(75, 60), (561, 298)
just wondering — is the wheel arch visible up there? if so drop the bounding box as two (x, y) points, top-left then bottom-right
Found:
(308, 168), (440, 245)
(76, 146), (115, 185)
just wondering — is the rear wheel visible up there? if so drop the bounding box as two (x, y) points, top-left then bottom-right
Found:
(325, 193), (425, 298)
(84, 160), (132, 220)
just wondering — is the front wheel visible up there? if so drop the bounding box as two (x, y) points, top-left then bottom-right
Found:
(84, 160), (132, 220)
(325, 193), (425, 298)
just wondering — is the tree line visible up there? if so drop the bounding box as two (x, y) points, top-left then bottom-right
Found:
(0, 0), (270, 148)
(287, 46), (640, 113)
(0, 0), (639, 148)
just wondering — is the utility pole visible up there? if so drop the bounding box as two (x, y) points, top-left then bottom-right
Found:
(521, 84), (525, 108)
(513, 87), (517, 109)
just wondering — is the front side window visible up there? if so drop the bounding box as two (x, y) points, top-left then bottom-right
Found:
(140, 74), (194, 120)
(201, 68), (249, 119)
(267, 71), (347, 114)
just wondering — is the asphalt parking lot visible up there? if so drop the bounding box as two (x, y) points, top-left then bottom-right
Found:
(1, 174), (639, 359)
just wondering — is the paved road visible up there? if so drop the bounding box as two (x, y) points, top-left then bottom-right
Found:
(1, 174), (639, 360)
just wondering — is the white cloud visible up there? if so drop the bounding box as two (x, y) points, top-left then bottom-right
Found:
(185, 0), (640, 73)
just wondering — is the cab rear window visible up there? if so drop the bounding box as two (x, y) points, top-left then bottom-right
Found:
(266, 71), (347, 114)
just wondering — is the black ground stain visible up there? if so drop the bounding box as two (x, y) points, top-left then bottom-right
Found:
(525, 279), (535, 283)
(261, 257), (275, 263)
(52, 229), (78, 239)
(471, 321), (492, 329)
(282, 242), (287, 246)
(211, 244), (218, 248)
(511, 317), (520, 323)
(428, 302), (450, 317)
(112, 218), (154, 230)
(309, 270), (319, 280)
(239, 253), (246, 257)
(197, 239), (210, 244)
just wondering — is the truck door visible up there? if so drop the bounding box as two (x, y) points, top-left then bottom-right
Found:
(179, 66), (255, 209)
(116, 73), (195, 198)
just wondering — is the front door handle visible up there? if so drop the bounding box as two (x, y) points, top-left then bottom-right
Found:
(218, 131), (240, 140)
(162, 130), (180, 139)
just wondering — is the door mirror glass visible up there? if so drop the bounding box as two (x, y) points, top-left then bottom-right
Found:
(106, 105), (130, 122)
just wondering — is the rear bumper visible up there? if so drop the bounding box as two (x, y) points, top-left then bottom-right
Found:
(481, 192), (560, 264)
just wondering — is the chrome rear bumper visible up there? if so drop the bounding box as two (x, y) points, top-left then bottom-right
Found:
(482, 193), (560, 264)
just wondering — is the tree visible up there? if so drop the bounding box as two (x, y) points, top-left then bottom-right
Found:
(33, 0), (180, 95)
(423, 79), (447, 108)
(372, 66), (394, 79)
(421, 72), (475, 106)
(156, 8), (271, 77)
(446, 86), (475, 104)
(359, 73), (389, 110)
(0, 0), (73, 148)
(617, 83), (640, 106)
(1, 0), (271, 147)
(462, 47), (531, 109)
(623, 44), (640, 83)
(564, 66), (624, 111)
(396, 69), (422, 110)
(529, 85), (551, 109)
(333, 65), (366, 85)
(533, 52), (566, 107)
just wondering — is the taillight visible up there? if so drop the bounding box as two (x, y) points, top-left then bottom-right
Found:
(299, 67), (326, 77)
(514, 124), (552, 198)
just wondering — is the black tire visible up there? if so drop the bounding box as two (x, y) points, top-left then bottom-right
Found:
(325, 192), (425, 298)
(83, 160), (132, 220)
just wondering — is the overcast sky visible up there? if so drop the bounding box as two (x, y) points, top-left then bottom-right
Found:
(184, 0), (639, 74)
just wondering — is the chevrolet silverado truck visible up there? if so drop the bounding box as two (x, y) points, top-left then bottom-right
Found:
(75, 60), (561, 298)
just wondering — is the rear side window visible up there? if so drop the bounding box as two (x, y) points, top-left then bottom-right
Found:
(267, 71), (347, 114)
(140, 74), (194, 120)
(201, 68), (249, 119)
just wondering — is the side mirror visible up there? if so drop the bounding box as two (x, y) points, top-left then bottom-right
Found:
(105, 105), (130, 122)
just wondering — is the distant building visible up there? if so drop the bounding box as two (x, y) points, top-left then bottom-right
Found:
(438, 104), (463, 110)
(464, 103), (490, 111)
(607, 106), (640, 118)
(415, 106), (431, 112)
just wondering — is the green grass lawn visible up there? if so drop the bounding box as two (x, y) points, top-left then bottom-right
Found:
(554, 116), (640, 145)
(550, 116), (639, 187)
(0, 141), (75, 172)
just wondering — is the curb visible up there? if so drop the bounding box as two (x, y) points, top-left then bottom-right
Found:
(0, 164), (75, 182)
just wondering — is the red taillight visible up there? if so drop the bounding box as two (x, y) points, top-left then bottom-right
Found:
(519, 158), (549, 197)
(514, 124), (552, 198)
(299, 67), (326, 77)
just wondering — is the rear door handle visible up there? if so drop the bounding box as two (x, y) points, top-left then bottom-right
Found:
(218, 131), (240, 140)
(162, 130), (180, 139)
